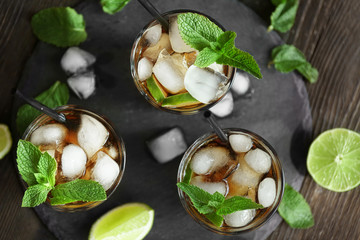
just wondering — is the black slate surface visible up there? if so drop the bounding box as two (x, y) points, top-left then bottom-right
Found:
(12, 0), (312, 239)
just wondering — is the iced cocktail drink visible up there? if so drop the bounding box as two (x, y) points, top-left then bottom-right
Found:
(22, 105), (125, 211)
(177, 129), (284, 234)
(131, 10), (235, 114)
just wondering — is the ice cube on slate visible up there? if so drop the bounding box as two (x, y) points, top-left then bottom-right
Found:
(30, 124), (67, 146)
(229, 134), (253, 153)
(232, 71), (250, 95)
(208, 63), (224, 74)
(209, 92), (234, 118)
(78, 114), (109, 158)
(184, 65), (227, 104)
(92, 151), (119, 191)
(190, 176), (227, 195)
(142, 33), (172, 61)
(144, 24), (162, 46)
(224, 209), (256, 227)
(258, 178), (276, 207)
(230, 163), (261, 188)
(244, 149), (271, 174)
(61, 47), (96, 75)
(147, 127), (187, 164)
(169, 16), (195, 53)
(190, 146), (230, 175)
(137, 57), (154, 81)
(153, 49), (187, 94)
(61, 144), (87, 179)
(67, 71), (96, 99)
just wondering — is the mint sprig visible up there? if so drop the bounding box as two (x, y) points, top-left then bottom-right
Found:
(177, 182), (263, 227)
(278, 184), (314, 229)
(269, 0), (299, 33)
(16, 140), (107, 207)
(101, 0), (131, 15)
(177, 13), (262, 79)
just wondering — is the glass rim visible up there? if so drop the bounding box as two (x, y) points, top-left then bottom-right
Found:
(21, 104), (126, 212)
(130, 9), (236, 115)
(177, 128), (285, 235)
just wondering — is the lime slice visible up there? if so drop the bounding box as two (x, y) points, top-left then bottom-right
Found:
(0, 124), (12, 160)
(307, 128), (360, 192)
(89, 203), (154, 240)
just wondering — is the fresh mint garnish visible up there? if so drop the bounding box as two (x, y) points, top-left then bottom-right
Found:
(271, 44), (318, 83)
(31, 7), (87, 47)
(183, 166), (193, 184)
(177, 182), (263, 227)
(177, 13), (262, 79)
(17, 140), (107, 207)
(50, 179), (107, 205)
(268, 0), (299, 33)
(16, 81), (69, 135)
(278, 184), (314, 229)
(101, 0), (131, 15)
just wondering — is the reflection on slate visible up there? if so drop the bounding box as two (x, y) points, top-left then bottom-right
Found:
(13, 0), (312, 239)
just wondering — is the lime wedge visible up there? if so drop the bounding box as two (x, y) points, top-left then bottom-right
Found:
(0, 124), (12, 160)
(307, 128), (360, 192)
(89, 203), (154, 240)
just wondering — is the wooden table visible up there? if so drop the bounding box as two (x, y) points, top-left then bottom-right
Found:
(0, 0), (359, 239)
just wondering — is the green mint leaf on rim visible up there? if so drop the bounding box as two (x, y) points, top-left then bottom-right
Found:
(50, 179), (107, 205)
(31, 7), (87, 47)
(177, 182), (213, 210)
(34, 173), (49, 185)
(205, 212), (224, 227)
(16, 140), (42, 186)
(37, 152), (57, 187)
(177, 13), (262, 79)
(216, 196), (263, 215)
(22, 184), (52, 207)
(101, 0), (131, 15)
(16, 81), (69, 135)
(278, 184), (314, 229)
(269, 0), (299, 33)
(271, 44), (318, 83)
(183, 166), (193, 184)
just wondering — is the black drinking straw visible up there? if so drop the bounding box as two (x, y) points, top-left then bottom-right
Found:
(203, 111), (228, 143)
(137, 0), (169, 31)
(15, 89), (66, 124)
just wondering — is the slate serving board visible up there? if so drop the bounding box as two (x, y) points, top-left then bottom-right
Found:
(12, 0), (312, 239)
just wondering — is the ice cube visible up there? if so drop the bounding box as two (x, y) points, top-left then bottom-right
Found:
(67, 71), (96, 99)
(152, 49), (187, 94)
(184, 51), (198, 67)
(137, 57), (154, 81)
(229, 134), (253, 153)
(42, 149), (55, 159)
(208, 63), (224, 74)
(147, 127), (187, 164)
(169, 16), (195, 53)
(91, 151), (120, 191)
(142, 33), (172, 61)
(184, 65), (227, 103)
(244, 149), (271, 174)
(144, 24), (162, 46)
(61, 47), (96, 75)
(209, 92), (233, 118)
(258, 178), (276, 207)
(230, 163), (261, 188)
(61, 144), (87, 179)
(30, 124), (67, 146)
(224, 209), (256, 227)
(232, 71), (250, 96)
(190, 176), (227, 195)
(107, 146), (118, 160)
(190, 146), (230, 175)
(77, 114), (109, 158)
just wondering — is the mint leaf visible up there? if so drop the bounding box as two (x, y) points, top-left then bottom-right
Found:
(34, 173), (48, 185)
(269, 0), (299, 33)
(22, 184), (51, 207)
(101, 0), (130, 15)
(278, 184), (314, 229)
(37, 152), (57, 187)
(194, 47), (219, 68)
(272, 0), (285, 6)
(177, 182), (213, 208)
(271, 44), (318, 83)
(178, 12), (223, 51)
(16, 81), (69, 135)
(50, 179), (107, 205)
(217, 196), (263, 215)
(183, 166), (193, 184)
(31, 7), (87, 47)
(16, 140), (42, 186)
(205, 212), (223, 227)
